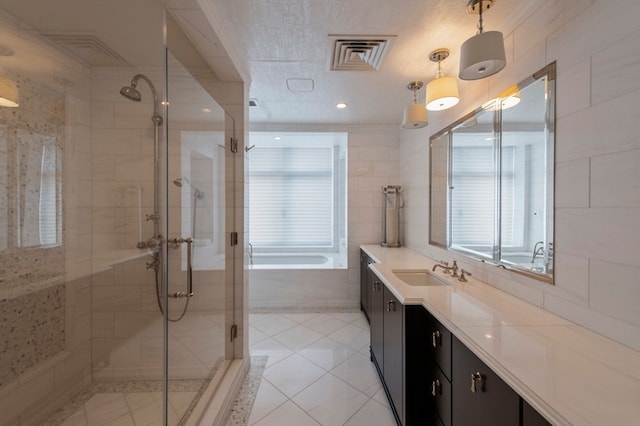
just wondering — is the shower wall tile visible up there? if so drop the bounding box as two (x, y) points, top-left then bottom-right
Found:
(0, 285), (65, 388)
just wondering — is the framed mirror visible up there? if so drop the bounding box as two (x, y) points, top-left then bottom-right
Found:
(429, 62), (555, 283)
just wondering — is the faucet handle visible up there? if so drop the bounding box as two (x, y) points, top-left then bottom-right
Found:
(450, 260), (459, 277)
(459, 269), (472, 282)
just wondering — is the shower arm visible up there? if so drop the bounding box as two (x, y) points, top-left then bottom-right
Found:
(131, 73), (163, 123)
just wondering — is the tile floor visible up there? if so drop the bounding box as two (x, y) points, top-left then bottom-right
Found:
(247, 311), (396, 426)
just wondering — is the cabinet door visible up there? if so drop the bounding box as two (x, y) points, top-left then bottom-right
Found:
(370, 271), (384, 368)
(383, 285), (404, 424)
(359, 251), (371, 320)
(425, 311), (452, 381)
(429, 362), (452, 426)
(522, 400), (552, 426)
(452, 337), (519, 426)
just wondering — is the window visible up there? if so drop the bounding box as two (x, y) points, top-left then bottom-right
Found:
(249, 132), (347, 253)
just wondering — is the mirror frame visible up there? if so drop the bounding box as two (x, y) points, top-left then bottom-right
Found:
(429, 62), (556, 283)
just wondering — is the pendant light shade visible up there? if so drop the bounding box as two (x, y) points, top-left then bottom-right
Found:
(459, 0), (506, 81)
(426, 49), (460, 111)
(0, 77), (19, 108)
(402, 81), (428, 129)
(459, 31), (506, 80)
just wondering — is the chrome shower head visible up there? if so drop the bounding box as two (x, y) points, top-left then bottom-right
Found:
(173, 177), (205, 199)
(120, 84), (142, 102)
(119, 74), (163, 125)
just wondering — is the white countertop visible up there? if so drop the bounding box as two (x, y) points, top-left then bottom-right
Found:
(361, 245), (640, 426)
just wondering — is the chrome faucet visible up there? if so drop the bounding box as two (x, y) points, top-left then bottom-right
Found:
(449, 260), (459, 278)
(432, 260), (450, 274)
(531, 241), (545, 263)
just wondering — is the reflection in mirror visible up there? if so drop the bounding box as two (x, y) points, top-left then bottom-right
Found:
(450, 104), (497, 261)
(429, 62), (555, 283)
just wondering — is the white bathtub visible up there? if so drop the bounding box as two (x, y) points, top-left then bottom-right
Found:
(250, 253), (346, 270)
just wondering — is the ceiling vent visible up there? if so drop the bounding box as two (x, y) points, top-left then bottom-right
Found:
(41, 32), (129, 66)
(330, 35), (396, 71)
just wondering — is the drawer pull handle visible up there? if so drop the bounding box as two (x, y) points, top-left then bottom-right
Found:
(431, 379), (441, 397)
(373, 281), (380, 291)
(432, 330), (441, 348)
(386, 300), (395, 312)
(470, 372), (483, 393)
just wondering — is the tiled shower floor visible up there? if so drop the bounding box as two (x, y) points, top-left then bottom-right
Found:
(46, 379), (210, 425)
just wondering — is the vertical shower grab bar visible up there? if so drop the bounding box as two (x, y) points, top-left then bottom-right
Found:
(167, 237), (194, 298)
(186, 237), (193, 296)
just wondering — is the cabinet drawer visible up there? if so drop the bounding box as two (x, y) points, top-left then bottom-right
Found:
(425, 311), (452, 380)
(428, 363), (452, 426)
(452, 337), (519, 426)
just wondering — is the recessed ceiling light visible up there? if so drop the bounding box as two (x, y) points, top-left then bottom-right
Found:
(336, 102), (348, 109)
(202, 107), (211, 113)
(273, 136), (282, 141)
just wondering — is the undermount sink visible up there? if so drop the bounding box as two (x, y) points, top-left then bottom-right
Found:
(392, 270), (449, 287)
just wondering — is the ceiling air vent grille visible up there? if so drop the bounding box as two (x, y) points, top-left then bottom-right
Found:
(330, 35), (396, 71)
(41, 32), (129, 66)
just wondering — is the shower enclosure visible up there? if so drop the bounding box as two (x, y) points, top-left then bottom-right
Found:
(0, 1), (244, 425)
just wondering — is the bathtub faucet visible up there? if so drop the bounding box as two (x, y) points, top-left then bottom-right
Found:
(531, 241), (545, 263)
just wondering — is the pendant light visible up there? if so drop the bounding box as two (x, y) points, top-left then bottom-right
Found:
(426, 48), (460, 111)
(459, 0), (506, 81)
(402, 81), (428, 129)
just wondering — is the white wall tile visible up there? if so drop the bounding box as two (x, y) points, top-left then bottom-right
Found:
(556, 158), (590, 208)
(553, 252), (590, 303)
(591, 149), (640, 208)
(590, 260), (640, 326)
(556, 60), (590, 118)
(556, 208), (640, 266)
(591, 27), (640, 106)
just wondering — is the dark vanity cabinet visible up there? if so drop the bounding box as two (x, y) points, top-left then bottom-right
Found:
(370, 271), (385, 369)
(366, 260), (551, 426)
(370, 271), (404, 425)
(360, 250), (375, 320)
(406, 306), (452, 426)
(383, 285), (404, 423)
(522, 400), (552, 426)
(452, 337), (520, 426)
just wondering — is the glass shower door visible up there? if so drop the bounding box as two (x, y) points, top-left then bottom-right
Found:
(163, 49), (230, 424)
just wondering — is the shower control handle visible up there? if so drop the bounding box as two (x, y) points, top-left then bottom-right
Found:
(168, 237), (194, 297)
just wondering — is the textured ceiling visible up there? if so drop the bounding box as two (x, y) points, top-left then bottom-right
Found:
(0, 0), (544, 126)
(207, 0), (540, 125)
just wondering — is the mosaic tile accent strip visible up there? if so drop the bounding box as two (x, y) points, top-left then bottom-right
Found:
(225, 356), (269, 426)
(43, 357), (224, 425)
(0, 284), (65, 387)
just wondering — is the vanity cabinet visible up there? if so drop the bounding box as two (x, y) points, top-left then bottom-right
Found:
(452, 337), (520, 426)
(383, 285), (404, 423)
(365, 263), (550, 426)
(406, 306), (451, 426)
(370, 270), (385, 369)
(522, 400), (552, 426)
(370, 271), (404, 425)
(360, 250), (374, 321)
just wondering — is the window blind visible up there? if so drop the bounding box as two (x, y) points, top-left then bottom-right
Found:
(249, 146), (335, 249)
